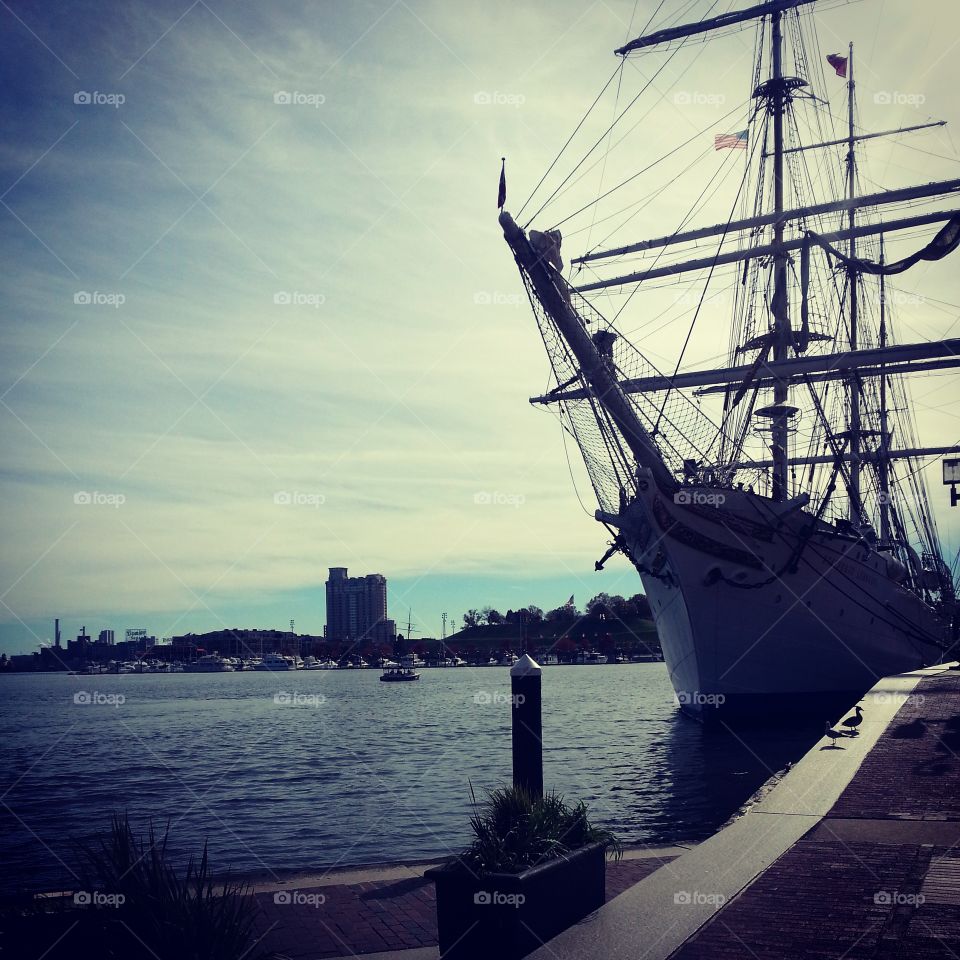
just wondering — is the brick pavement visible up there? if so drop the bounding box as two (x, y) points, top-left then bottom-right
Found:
(671, 669), (960, 959)
(252, 853), (678, 959)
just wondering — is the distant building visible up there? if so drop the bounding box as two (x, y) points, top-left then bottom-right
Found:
(126, 628), (147, 644)
(169, 628), (315, 660)
(325, 568), (395, 645)
(9, 654), (39, 671)
(98, 629), (115, 644)
(67, 626), (90, 660)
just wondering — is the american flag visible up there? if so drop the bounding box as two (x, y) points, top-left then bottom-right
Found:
(715, 130), (748, 151)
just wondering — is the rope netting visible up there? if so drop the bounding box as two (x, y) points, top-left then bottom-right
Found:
(521, 268), (728, 515)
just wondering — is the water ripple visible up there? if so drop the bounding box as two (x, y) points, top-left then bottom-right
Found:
(0, 666), (818, 893)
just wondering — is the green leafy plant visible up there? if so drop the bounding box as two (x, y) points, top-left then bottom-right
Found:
(76, 813), (274, 960)
(462, 784), (621, 873)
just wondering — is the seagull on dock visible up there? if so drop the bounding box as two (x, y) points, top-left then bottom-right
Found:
(841, 705), (864, 736)
(823, 721), (845, 749)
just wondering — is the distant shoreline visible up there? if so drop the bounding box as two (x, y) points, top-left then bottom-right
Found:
(0, 659), (666, 675)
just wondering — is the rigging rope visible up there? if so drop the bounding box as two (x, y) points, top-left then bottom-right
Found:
(652, 124), (761, 436)
(547, 101), (749, 233)
(516, 61), (625, 222)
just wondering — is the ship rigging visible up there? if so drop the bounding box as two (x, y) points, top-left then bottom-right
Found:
(496, 0), (959, 716)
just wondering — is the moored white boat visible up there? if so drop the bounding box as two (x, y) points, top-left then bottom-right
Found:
(252, 652), (298, 671)
(183, 654), (235, 673)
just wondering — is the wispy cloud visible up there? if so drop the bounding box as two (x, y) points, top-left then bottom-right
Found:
(1, 0), (957, 649)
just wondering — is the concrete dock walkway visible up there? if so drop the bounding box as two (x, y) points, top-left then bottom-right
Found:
(531, 664), (960, 960)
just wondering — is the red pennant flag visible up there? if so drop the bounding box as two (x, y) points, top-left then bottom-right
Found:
(497, 157), (506, 209)
(826, 53), (848, 78)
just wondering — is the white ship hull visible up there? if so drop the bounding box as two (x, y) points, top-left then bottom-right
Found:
(618, 472), (952, 718)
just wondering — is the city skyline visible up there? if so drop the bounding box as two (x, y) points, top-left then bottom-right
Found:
(8, 565), (641, 656)
(2, 0), (958, 658)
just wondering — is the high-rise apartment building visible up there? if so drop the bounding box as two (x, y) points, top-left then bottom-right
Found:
(325, 568), (395, 644)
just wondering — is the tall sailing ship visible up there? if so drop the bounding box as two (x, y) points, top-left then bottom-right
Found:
(498, 0), (959, 717)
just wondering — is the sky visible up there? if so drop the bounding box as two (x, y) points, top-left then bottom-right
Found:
(1, 0), (959, 655)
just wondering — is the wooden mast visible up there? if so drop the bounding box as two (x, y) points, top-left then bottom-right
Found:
(769, 9), (791, 502)
(847, 42), (862, 520)
(878, 237), (891, 542)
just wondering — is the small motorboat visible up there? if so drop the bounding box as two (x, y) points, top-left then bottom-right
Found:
(380, 654), (420, 682)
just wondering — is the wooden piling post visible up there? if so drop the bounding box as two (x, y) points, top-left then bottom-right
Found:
(510, 654), (543, 798)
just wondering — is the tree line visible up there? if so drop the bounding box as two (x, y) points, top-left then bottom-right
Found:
(460, 593), (651, 629)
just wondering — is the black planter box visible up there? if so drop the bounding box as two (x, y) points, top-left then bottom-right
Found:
(425, 841), (608, 960)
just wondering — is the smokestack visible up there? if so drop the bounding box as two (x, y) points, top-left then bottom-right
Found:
(55, 618), (61, 648)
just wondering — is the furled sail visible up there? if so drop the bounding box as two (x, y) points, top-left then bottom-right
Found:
(809, 213), (960, 275)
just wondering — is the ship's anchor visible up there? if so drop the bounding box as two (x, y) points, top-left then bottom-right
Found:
(595, 535), (626, 571)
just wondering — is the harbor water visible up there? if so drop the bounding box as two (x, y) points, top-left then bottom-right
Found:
(0, 665), (821, 895)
